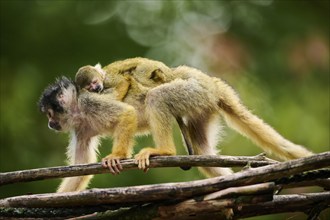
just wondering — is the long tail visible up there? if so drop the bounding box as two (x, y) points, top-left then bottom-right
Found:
(57, 175), (94, 192)
(217, 80), (313, 160)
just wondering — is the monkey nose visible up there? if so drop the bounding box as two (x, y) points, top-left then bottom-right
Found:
(49, 121), (61, 131)
(96, 85), (102, 93)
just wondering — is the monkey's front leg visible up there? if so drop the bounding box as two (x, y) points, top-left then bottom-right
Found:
(102, 105), (137, 174)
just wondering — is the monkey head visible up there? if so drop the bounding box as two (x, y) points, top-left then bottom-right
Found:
(38, 76), (77, 132)
(75, 64), (105, 93)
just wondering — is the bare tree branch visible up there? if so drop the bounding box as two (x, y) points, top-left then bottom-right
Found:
(1, 192), (328, 219)
(158, 182), (276, 218)
(234, 192), (330, 219)
(0, 152), (329, 208)
(0, 154), (277, 186)
(16, 192), (325, 220)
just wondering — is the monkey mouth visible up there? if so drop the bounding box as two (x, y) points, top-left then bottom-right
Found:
(96, 86), (103, 93)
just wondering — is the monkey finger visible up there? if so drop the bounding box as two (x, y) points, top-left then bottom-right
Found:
(102, 159), (110, 168)
(137, 159), (142, 169)
(138, 159), (145, 170)
(111, 159), (121, 174)
(107, 160), (117, 175)
(116, 159), (123, 170)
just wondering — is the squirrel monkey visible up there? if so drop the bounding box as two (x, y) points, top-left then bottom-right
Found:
(75, 58), (170, 95)
(39, 58), (313, 192)
(75, 63), (131, 101)
(39, 77), (138, 192)
(75, 58), (313, 178)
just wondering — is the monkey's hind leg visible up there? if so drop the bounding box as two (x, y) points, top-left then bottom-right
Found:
(134, 103), (176, 170)
(135, 78), (232, 176)
(185, 114), (234, 177)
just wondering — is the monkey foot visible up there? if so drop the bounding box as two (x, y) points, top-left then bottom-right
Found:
(102, 154), (125, 175)
(134, 148), (152, 171)
(134, 148), (175, 172)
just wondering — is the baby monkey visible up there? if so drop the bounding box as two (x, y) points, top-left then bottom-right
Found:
(75, 57), (170, 95)
(75, 63), (131, 101)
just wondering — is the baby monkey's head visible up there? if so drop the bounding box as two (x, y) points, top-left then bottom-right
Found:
(75, 64), (105, 93)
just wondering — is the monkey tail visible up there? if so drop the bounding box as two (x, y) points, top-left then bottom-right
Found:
(194, 140), (234, 177)
(217, 82), (313, 160)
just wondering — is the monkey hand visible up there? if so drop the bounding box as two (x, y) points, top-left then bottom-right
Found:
(102, 154), (127, 175)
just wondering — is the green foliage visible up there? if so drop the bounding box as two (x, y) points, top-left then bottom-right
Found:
(0, 1), (329, 219)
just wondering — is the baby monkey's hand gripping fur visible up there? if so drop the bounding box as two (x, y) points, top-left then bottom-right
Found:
(39, 77), (137, 192)
(75, 58), (313, 179)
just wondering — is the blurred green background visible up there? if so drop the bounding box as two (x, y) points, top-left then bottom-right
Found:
(0, 0), (329, 219)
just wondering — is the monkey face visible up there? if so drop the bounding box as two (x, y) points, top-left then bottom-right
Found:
(85, 77), (104, 93)
(38, 76), (76, 132)
(75, 65), (105, 93)
(46, 108), (62, 131)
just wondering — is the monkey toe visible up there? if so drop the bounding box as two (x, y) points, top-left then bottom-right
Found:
(102, 156), (123, 175)
(134, 152), (151, 171)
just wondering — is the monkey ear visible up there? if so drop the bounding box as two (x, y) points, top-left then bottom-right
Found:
(94, 63), (106, 77)
(94, 63), (102, 70)
(150, 69), (166, 82)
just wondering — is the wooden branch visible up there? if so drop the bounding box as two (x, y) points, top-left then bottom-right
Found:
(0, 152), (329, 208)
(157, 192), (330, 220)
(0, 206), (116, 219)
(235, 192), (330, 219)
(0, 154), (277, 186)
(34, 192), (328, 220)
(2, 192), (328, 219)
(158, 182), (276, 218)
(275, 168), (330, 190)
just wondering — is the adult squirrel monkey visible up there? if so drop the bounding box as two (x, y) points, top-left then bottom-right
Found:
(75, 57), (313, 177)
(39, 58), (313, 192)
